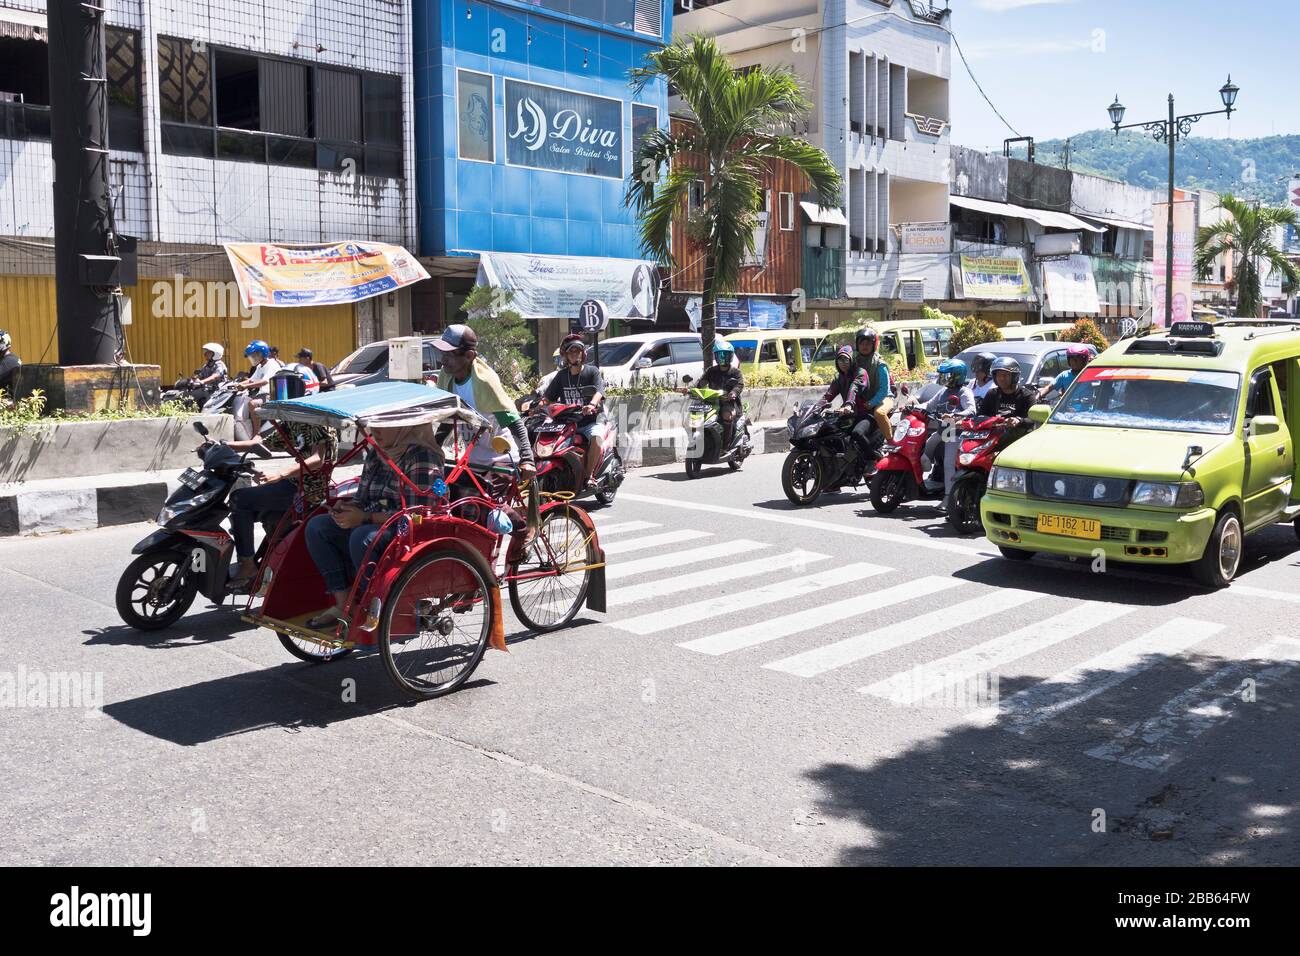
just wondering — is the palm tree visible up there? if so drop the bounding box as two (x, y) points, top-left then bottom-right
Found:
(1194, 194), (1298, 317)
(626, 35), (841, 365)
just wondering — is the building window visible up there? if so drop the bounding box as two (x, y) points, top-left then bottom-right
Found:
(456, 69), (494, 163)
(687, 179), (705, 213)
(1, 27), (143, 150)
(632, 103), (657, 147)
(779, 192), (794, 231)
(564, 0), (641, 33)
(157, 37), (402, 178)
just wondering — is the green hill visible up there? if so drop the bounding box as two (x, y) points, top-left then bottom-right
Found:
(1030, 130), (1300, 203)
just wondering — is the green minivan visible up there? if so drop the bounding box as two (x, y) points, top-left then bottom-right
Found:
(981, 320), (1300, 587)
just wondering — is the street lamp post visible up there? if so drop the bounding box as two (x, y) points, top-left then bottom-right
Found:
(1107, 78), (1239, 326)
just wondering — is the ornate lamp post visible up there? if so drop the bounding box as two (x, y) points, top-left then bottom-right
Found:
(1107, 78), (1240, 325)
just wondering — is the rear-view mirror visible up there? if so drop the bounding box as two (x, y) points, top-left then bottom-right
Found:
(1028, 404), (1051, 425)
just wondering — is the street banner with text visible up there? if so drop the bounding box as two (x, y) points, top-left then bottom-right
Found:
(958, 254), (1032, 301)
(1152, 200), (1194, 327)
(478, 253), (659, 321)
(223, 241), (429, 308)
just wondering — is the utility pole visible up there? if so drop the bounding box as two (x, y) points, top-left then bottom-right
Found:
(47, 0), (119, 366)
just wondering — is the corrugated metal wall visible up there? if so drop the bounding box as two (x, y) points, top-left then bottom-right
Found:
(0, 277), (356, 382)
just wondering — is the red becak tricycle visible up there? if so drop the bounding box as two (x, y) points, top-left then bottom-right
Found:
(245, 382), (606, 700)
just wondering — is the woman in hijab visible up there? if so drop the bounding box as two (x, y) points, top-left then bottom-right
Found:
(303, 419), (444, 628)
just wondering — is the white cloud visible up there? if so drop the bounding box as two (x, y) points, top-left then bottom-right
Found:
(971, 0), (1076, 11)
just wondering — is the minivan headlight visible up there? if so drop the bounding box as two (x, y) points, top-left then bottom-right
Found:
(990, 466), (1026, 494)
(1131, 481), (1204, 508)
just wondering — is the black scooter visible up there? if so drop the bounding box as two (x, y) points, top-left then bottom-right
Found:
(115, 422), (270, 630)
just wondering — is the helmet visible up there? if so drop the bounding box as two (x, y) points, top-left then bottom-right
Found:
(713, 339), (736, 358)
(1066, 343), (1097, 360)
(855, 327), (879, 351)
(936, 358), (969, 388)
(560, 333), (587, 360)
(973, 351), (996, 377)
(990, 356), (1022, 386)
(0, 329), (11, 351)
(244, 339), (270, 360)
(202, 342), (224, 361)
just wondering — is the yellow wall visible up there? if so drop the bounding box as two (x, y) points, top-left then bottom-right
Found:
(0, 277), (356, 382)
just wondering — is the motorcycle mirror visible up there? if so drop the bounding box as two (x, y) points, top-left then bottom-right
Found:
(251, 443), (274, 460)
(193, 421), (209, 437)
(491, 435), (512, 455)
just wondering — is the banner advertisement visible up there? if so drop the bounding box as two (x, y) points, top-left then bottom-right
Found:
(505, 79), (624, 180)
(714, 297), (750, 329)
(958, 254), (1032, 301)
(685, 296), (787, 331)
(477, 253), (659, 320)
(1152, 200), (1194, 327)
(1041, 255), (1101, 315)
(223, 241), (429, 308)
(900, 222), (950, 254)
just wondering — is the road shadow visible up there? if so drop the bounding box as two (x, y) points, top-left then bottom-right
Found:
(806, 652), (1300, 865)
(102, 654), (497, 746)
(82, 606), (254, 648)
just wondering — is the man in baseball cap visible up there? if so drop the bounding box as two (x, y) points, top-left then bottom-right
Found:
(296, 347), (335, 392)
(433, 323), (534, 480)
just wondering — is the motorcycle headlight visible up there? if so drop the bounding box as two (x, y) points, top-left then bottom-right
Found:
(990, 466), (1026, 494)
(158, 488), (219, 523)
(1130, 481), (1204, 509)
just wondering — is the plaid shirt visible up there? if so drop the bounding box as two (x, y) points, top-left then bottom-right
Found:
(264, 422), (338, 508)
(355, 444), (441, 513)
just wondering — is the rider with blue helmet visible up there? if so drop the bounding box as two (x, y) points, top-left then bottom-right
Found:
(695, 338), (744, 450)
(922, 358), (976, 510)
(232, 339), (283, 436)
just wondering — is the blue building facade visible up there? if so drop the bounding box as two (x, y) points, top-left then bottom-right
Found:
(413, 0), (671, 265)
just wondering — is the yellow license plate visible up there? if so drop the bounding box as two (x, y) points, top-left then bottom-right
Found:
(1036, 513), (1101, 540)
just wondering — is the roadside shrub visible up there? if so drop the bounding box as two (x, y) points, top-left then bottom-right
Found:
(1058, 319), (1110, 351)
(949, 315), (1003, 355)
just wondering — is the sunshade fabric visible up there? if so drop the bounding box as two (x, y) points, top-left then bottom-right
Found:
(949, 194), (1105, 233)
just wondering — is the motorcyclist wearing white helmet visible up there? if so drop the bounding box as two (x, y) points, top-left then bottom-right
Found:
(0, 329), (21, 400)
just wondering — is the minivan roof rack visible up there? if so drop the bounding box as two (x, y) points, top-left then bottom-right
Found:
(1126, 338), (1224, 357)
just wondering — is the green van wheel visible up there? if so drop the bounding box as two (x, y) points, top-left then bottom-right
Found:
(1191, 510), (1243, 589)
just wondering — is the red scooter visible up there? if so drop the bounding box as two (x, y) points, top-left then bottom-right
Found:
(868, 398), (952, 514)
(946, 415), (1017, 534)
(527, 403), (625, 506)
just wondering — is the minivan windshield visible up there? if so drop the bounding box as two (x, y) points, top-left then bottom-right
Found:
(1052, 367), (1240, 435)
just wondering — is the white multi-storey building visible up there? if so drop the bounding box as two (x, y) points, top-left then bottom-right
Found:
(0, 0), (416, 376)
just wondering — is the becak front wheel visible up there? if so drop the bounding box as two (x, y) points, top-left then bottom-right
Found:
(508, 507), (595, 632)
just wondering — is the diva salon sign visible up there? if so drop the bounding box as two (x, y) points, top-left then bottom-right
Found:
(505, 79), (624, 180)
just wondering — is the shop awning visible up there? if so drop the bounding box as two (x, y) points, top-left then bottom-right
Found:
(800, 201), (849, 227)
(1079, 213), (1154, 232)
(950, 194), (1105, 233)
(0, 9), (45, 42)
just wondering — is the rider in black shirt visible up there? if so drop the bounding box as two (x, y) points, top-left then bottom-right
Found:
(977, 356), (1040, 426)
(542, 333), (607, 488)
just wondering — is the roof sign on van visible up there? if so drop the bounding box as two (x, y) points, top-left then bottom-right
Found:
(1168, 320), (1216, 338)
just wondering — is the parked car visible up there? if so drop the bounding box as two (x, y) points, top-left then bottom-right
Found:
(997, 321), (1075, 342)
(982, 319), (1300, 587)
(592, 333), (705, 388)
(952, 340), (1076, 394)
(330, 336), (443, 389)
(724, 329), (828, 377)
(809, 317), (955, 378)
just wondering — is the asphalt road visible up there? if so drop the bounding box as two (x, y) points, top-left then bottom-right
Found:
(3, 452), (1299, 866)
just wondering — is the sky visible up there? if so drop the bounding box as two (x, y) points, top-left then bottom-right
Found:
(946, 0), (1298, 151)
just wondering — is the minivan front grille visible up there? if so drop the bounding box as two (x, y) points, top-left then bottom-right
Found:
(1028, 471), (1129, 506)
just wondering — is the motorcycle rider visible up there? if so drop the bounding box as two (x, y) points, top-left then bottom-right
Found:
(541, 333), (607, 489)
(851, 327), (893, 449)
(969, 351), (997, 402)
(230, 340), (283, 437)
(692, 339), (745, 451)
(1041, 343), (1097, 402)
(921, 359), (976, 509)
(0, 329), (21, 399)
(977, 356), (1040, 428)
(821, 345), (880, 469)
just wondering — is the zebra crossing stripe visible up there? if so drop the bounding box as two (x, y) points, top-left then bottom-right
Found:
(1084, 637), (1300, 770)
(764, 589), (1041, 679)
(680, 576), (953, 657)
(992, 617), (1225, 735)
(604, 540), (766, 582)
(859, 602), (1137, 706)
(600, 529), (713, 556)
(607, 550), (830, 606)
(612, 562), (891, 637)
(592, 521), (662, 537)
